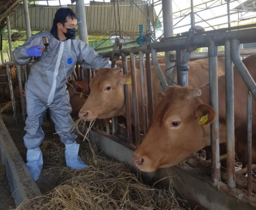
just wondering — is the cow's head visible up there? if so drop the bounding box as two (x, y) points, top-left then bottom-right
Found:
(79, 68), (131, 120)
(132, 86), (216, 172)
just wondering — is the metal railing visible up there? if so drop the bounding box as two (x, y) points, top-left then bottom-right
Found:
(92, 24), (256, 206)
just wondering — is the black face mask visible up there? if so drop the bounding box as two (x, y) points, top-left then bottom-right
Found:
(64, 28), (76, 39)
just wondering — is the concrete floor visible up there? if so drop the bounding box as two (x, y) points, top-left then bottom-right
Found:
(0, 149), (15, 210)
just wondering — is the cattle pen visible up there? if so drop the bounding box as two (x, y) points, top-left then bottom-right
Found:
(1, 0), (256, 210)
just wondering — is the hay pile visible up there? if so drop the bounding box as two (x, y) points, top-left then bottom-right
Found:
(0, 101), (12, 113)
(15, 128), (189, 210)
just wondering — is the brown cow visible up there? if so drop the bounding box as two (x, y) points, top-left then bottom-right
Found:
(78, 57), (225, 129)
(67, 78), (89, 118)
(132, 54), (256, 172)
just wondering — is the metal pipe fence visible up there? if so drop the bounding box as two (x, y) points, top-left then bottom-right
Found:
(91, 24), (256, 205)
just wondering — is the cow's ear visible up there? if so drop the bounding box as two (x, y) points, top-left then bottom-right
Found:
(158, 92), (165, 102)
(119, 72), (132, 85)
(195, 104), (216, 126)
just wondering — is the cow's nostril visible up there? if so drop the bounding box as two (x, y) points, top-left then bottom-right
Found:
(83, 112), (88, 117)
(79, 110), (90, 119)
(135, 157), (144, 166)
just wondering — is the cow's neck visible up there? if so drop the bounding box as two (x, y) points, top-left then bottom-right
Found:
(199, 84), (227, 145)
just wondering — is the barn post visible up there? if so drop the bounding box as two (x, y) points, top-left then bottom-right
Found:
(139, 51), (148, 134)
(76, 0), (89, 43)
(0, 35), (4, 64)
(162, 0), (175, 85)
(227, 0), (231, 29)
(16, 65), (26, 121)
(247, 91), (252, 197)
(23, 0), (31, 38)
(208, 39), (220, 186)
(0, 48), (3, 64)
(190, 0), (195, 28)
(6, 64), (17, 123)
(130, 52), (140, 145)
(6, 16), (13, 61)
(116, 0), (122, 39)
(122, 53), (133, 146)
(225, 39), (236, 188)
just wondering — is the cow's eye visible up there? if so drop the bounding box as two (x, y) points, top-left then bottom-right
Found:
(104, 85), (111, 91)
(171, 121), (181, 127)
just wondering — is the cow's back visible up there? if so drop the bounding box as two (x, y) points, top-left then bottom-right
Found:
(201, 54), (256, 164)
(188, 57), (225, 87)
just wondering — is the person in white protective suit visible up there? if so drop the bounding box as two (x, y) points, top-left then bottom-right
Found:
(13, 8), (114, 181)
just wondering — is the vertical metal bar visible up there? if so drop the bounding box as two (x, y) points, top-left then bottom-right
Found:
(16, 65), (26, 121)
(190, 0), (195, 28)
(111, 118), (115, 134)
(162, 0), (175, 85)
(139, 51), (148, 134)
(227, 0), (231, 29)
(112, 117), (119, 135)
(59, 0), (61, 6)
(105, 119), (110, 134)
(146, 0), (151, 32)
(208, 40), (220, 186)
(24, 65), (28, 81)
(76, 0), (89, 43)
(6, 65), (17, 123)
(145, 53), (153, 127)
(79, 66), (83, 80)
(231, 39), (256, 101)
(87, 69), (91, 84)
(1, 47), (4, 64)
(23, 0), (31, 38)
(75, 64), (79, 79)
(82, 68), (84, 79)
(151, 48), (168, 90)
(113, 0), (118, 35)
(130, 53), (140, 145)
(225, 39), (236, 188)
(6, 16), (13, 61)
(100, 119), (104, 131)
(0, 35), (3, 64)
(91, 70), (95, 78)
(152, 0), (156, 39)
(176, 50), (182, 85)
(122, 54), (132, 145)
(116, 0), (123, 39)
(247, 91), (252, 197)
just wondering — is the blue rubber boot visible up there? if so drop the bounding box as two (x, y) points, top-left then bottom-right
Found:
(26, 148), (43, 181)
(65, 142), (88, 169)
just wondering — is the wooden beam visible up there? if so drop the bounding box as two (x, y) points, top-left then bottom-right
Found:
(0, 0), (21, 23)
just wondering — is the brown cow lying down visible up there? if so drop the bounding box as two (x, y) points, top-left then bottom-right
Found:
(78, 57), (225, 130)
(132, 54), (256, 172)
(67, 78), (89, 118)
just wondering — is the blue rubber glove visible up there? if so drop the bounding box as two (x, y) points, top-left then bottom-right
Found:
(26, 45), (43, 57)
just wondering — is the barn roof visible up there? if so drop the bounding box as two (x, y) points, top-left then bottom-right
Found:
(0, 0), (158, 39)
(0, 0), (21, 33)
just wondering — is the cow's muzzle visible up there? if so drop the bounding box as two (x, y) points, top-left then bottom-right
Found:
(132, 153), (144, 167)
(78, 109), (91, 120)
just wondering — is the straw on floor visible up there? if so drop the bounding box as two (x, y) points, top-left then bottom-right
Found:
(15, 120), (189, 210)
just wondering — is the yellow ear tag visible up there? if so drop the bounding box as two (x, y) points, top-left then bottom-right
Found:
(198, 114), (208, 125)
(80, 92), (83, 98)
(126, 77), (132, 84)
